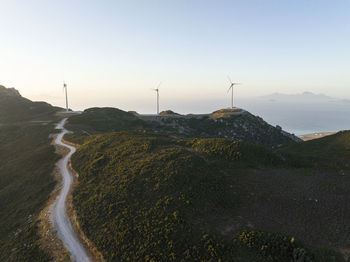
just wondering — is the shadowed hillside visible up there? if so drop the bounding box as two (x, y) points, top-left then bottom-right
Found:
(0, 85), (61, 123)
(279, 130), (350, 169)
(0, 85), (60, 261)
(66, 107), (145, 133)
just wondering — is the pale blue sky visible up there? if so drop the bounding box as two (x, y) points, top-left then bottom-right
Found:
(0, 0), (349, 113)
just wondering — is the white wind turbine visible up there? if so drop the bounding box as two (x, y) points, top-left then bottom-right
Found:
(63, 82), (69, 112)
(152, 82), (161, 115)
(227, 76), (241, 109)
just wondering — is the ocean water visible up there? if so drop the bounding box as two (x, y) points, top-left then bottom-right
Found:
(240, 99), (350, 135)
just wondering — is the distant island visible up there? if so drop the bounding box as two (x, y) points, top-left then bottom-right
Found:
(260, 91), (350, 103)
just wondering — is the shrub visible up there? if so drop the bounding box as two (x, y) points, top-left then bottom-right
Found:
(239, 230), (313, 262)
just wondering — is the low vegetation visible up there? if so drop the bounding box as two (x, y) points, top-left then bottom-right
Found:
(0, 123), (58, 261)
(238, 230), (342, 262)
(280, 130), (350, 169)
(0, 86), (60, 261)
(187, 138), (284, 167)
(0, 85), (60, 123)
(66, 107), (146, 133)
(69, 131), (344, 261)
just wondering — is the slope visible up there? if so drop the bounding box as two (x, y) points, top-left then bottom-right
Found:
(68, 132), (343, 261)
(0, 86), (60, 261)
(0, 85), (60, 123)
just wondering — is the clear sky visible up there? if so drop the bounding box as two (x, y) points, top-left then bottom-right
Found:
(0, 0), (349, 113)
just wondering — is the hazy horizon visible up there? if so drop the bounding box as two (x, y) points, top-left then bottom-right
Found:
(9, 85), (349, 135)
(1, 0), (349, 108)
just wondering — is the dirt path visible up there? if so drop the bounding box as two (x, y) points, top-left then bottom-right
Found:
(53, 118), (91, 262)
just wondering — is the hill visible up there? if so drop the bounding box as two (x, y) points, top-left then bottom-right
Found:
(280, 130), (350, 169)
(0, 85), (61, 123)
(66, 107), (301, 147)
(0, 86), (60, 261)
(68, 132), (345, 261)
(66, 107), (145, 133)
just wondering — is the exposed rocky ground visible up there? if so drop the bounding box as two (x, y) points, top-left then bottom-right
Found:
(140, 108), (301, 146)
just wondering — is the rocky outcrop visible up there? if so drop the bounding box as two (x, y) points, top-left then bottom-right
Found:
(159, 110), (181, 116)
(141, 108), (301, 147)
(0, 85), (21, 97)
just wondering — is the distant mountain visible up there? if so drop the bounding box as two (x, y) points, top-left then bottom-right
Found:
(260, 91), (349, 103)
(0, 85), (61, 123)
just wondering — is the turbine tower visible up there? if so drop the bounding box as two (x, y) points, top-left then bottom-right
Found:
(153, 82), (161, 115)
(227, 77), (241, 109)
(63, 82), (69, 112)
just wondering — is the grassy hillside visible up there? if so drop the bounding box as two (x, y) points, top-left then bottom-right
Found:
(0, 123), (59, 261)
(69, 132), (343, 261)
(66, 107), (146, 133)
(279, 131), (350, 169)
(0, 85), (60, 123)
(0, 86), (60, 261)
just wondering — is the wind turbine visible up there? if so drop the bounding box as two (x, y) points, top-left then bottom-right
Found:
(152, 82), (161, 115)
(63, 82), (69, 112)
(227, 77), (241, 109)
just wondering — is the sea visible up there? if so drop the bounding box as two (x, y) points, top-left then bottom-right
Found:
(239, 98), (350, 135)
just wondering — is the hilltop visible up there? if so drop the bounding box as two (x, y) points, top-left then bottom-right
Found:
(66, 107), (301, 147)
(0, 85), (61, 123)
(140, 108), (301, 146)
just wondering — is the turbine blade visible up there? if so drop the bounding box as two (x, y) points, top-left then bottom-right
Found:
(157, 82), (162, 89)
(227, 76), (233, 84)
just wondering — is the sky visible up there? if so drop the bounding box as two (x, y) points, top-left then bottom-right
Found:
(0, 0), (349, 113)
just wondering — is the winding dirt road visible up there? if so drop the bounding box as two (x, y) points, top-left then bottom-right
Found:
(54, 118), (91, 262)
